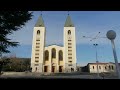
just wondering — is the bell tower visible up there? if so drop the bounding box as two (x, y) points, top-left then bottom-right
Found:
(31, 15), (46, 72)
(64, 14), (76, 72)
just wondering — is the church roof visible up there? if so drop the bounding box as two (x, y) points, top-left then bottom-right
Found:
(64, 15), (74, 27)
(46, 44), (63, 47)
(35, 15), (44, 27)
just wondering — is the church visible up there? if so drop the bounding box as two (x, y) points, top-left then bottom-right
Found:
(31, 14), (77, 73)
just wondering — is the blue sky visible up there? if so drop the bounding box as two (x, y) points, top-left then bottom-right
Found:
(5, 11), (120, 66)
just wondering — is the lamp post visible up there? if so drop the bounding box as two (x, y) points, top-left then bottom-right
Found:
(106, 30), (120, 79)
(93, 44), (99, 78)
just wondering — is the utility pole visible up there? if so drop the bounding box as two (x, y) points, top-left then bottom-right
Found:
(93, 44), (99, 78)
(82, 32), (104, 78)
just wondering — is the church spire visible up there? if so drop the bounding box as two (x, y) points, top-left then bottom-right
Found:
(35, 14), (45, 27)
(64, 14), (74, 27)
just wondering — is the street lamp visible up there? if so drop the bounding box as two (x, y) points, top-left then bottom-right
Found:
(93, 44), (99, 78)
(106, 30), (120, 79)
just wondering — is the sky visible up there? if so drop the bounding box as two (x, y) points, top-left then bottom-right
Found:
(4, 11), (120, 66)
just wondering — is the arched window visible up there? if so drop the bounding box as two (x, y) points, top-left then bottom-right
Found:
(45, 50), (49, 60)
(93, 66), (94, 69)
(105, 66), (107, 69)
(52, 48), (56, 58)
(112, 66), (114, 70)
(68, 30), (71, 35)
(36, 67), (37, 72)
(99, 66), (101, 69)
(37, 30), (40, 35)
(109, 65), (111, 70)
(59, 50), (63, 61)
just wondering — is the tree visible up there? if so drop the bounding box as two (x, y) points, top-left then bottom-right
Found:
(0, 11), (32, 74)
(0, 57), (11, 74)
(23, 58), (30, 71)
(0, 11), (32, 55)
(1, 57), (31, 72)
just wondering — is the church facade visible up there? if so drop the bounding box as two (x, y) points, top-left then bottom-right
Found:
(31, 14), (77, 73)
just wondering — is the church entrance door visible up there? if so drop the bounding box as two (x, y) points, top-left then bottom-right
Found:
(59, 66), (63, 72)
(52, 66), (55, 72)
(44, 66), (48, 72)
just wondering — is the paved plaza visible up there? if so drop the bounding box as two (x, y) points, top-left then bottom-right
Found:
(0, 72), (119, 79)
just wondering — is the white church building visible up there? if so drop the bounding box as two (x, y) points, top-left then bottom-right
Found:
(31, 14), (77, 73)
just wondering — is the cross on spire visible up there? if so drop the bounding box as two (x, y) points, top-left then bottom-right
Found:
(35, 11), (44, 27)
(64, 11), (74, 27)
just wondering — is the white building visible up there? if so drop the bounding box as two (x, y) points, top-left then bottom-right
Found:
(31, 14), (77, 73)
(86, 62), (116, 73)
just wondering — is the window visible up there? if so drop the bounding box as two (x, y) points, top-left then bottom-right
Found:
(45, 50), (49, 60)
(68, 57), (72, 59)
(35, 60), (39, 62)
(36, 67), (37, 71)
(68, 43), (72, 45)
(99, 66), (101, 69)
(69, 61), (72, 64)
(68, 46), (72, 48)
(52, 48), (56, 58)
(105, 66), (107, 70)
(68, 64), (72, 66)
(93, 66), (94, 69)
(112, 66), (114, 70)
(36, 46), (40, 48)
(68, 30), (71, 35)
(35, 53), (39, 55)
(36, 43), (40, 45)
(36, 50), (39, 51)
(109, 65), (111, 70)
(37, 30), (40, 35)
(35, 57), (39, 59)
(59, 50), (63, 61)
(35, 64), (39, 66)
(68, 53), (72, 55)
(68, 40), (71, 41)
(36, 39), (40, 41)
(68, 50), (72, 52)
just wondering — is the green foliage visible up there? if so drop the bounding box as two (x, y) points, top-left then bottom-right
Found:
(0, 11), (33, 54)
(0, 56), (11, 74)
(2, 57), (31, 72)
